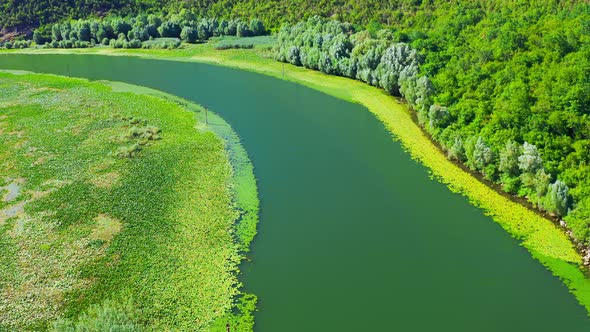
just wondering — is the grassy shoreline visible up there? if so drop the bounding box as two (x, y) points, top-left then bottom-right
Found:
(2, 42), (590, 314)
(0, 71), (259, 330)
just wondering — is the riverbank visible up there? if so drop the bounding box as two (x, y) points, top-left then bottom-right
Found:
(0, 71), (258, 330)
(2, 40), (590, 314)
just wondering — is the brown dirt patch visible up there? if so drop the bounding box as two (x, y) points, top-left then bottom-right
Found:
(90, 214), (123, 242)
(88, 171), (120, 189)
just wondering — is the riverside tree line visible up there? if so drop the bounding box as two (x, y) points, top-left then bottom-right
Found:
(0, 11), (266, 49)
(275, 16), (589, 248)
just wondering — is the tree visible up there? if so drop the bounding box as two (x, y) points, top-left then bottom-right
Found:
(78, 22), (91, 42)
(428, 105), (451, 131)
(518, 142), (543, 174)
(51, 24), (62, 41)
(564, 197), (590, 243)
(33, 30), (45, 44)
(112, 18), (132, 36)
(158, 21), (181, 38)
(250, 18), (265, 36)
(545, 180), (570, 216)
(287, 46), (301, 66)
(147, 14), (162, 27)
(96, 27), (107, 42)
(197, 23), (212, 40)
(180, 27), (198, 43)
(499, 141), (522, 177)
(224, 20), (237, 36)
(448, 136), (466, 162)
(534, 168), (551, 198)
(375, 43), (419, 95)
(472, 136), (493, 173)
(236, 22), (251, 37)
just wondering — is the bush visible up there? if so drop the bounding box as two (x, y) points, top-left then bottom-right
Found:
(158, 20), (181, 38)
(250, 18), (265, 36)
(116, 144), (142, 158)
(51, 299), (140, 332)
(236, 22), (251, 37)
(180, 26), (198, 43)
(141, 38), (180, 49)
(215, 43), (254, 50)
(125, 39), (142, 49)
(33, 30), (46, 44)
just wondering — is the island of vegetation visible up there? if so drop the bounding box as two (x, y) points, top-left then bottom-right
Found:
(1, 0), (590, 328)
(0, 72), (258, 330)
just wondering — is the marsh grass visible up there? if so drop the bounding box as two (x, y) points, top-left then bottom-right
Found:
(0, 72), (259, 331)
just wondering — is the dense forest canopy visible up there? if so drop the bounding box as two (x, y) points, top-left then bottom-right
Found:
(1, 0), (588, 33)
(2, 0), (590, 244)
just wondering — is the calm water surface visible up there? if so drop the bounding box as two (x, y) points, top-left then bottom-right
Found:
(1, 54), (589, 331)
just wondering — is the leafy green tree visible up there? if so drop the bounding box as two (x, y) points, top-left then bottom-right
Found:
(376, 43), (419, 95)
(96, 27), (107, 42)
(499, 141), (522, 177)
(472, 136), (493, 173)
(518, 142), (543, 175)
(448, 136), (466, 162)
(534, 169), (552, 199)
(33, 30), (45, 44)
(180, 26), (198, 43)
(545, 180), (570, 216)
(112, 18), (132, 36)
(250, 18), (265, 36)
(236, 22), (251, 37)
(78, 22), (91, 42)
(197, 22), (212, 40)
(564, 197), (590, 243)
(287, 46), (301, 66)
(224, 20), (237, 36)
(51, 24), (62, 41)
(158, 21), (181, 38)
(428, 105), (451, 131)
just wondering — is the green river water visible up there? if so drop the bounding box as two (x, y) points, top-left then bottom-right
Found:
(0, 54), (589, 331)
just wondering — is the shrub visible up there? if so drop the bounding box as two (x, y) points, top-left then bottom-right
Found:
(250, 18), (265, 36)
(215, 42), (254, 50)
(125, 39), (142, 49)
(51, 299), (140, 332)
(141, 38), (180, 49)
(236, 22), (251, 37)
(180, 26), (198, 43)
(116, 144), (141, 158)
(158, 21), (181, 38)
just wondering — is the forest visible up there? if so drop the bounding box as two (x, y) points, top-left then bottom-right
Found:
(1, 1), (589, 245)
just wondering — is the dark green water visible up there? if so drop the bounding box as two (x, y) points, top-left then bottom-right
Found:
(1, 54), (589, 331)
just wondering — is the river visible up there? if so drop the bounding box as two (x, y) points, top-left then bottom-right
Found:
(1, 54), (589, 331)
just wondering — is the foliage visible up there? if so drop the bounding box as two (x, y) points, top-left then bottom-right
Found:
(20, 15), (266, 50)
(51, 299), (141, 332)
(275, 13), (590, 244)
(141, 38), (181, 49)
(180, 26), (198, 43)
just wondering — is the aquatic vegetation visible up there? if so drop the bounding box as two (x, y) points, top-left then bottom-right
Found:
(0, 72), (258, 330)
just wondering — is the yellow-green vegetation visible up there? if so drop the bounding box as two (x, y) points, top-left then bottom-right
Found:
(0, 71), (258, 331)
